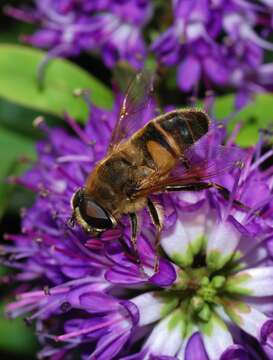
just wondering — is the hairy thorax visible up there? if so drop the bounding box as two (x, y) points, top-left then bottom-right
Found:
(85, 146), (153, 217)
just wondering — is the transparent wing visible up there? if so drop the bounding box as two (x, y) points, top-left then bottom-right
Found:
(108, 69), (156, 152)
(136, 133), (245, 196)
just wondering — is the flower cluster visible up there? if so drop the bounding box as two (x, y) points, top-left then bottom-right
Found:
(3, 99), (273, 359)
(5, 0), (152, 69)
(152, 0), (273, 107)
(6, 0), (273, 102)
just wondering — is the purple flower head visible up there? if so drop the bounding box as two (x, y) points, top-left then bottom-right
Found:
(3, 97), (273, 359)
(152, 0), (273, 107)
(5, 0), (153, 69)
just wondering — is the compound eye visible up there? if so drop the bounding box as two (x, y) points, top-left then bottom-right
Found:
(80, 199), (113, 230)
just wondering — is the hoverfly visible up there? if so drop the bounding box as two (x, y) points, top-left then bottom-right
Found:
(71, 71), (244, 269)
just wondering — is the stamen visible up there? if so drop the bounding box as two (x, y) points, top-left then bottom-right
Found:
(55, 318), (119, 342)
(85, 239), (104, 250)
(243, 25), (273, 51)
(56, 155), (91, 163)
(18, 287), (68, 300)
(100, 228), (122, 242)
(28, 298), (64, 321)
(33, 116), (50, 134)
(243, 194), (273, 223)
(203, 90), (215, 113)
(63, 112), (92, 145)
(56, 276), (102, 291)
(56, 165), (82, 186)
(226, 122), (242, 146)
(8, 176), (38, 192)
(36, 44), (71, 90)
(233, 0), (267, 12)
(250, 149), (273, 171)
(239, 148), (254, 183)
(73, 88), (92, 109)
(4, 5), (38, 23)
(68, 229), (111, 267)
(224, 161), (243, 219)
(255, 129), (266, 161)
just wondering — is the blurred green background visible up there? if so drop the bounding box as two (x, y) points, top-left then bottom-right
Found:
(1, 1), (41, 358)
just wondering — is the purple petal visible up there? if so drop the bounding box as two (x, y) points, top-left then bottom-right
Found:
(120, 300), (140, 327)
(261, 319), (273, 358)
(178, 56), (201, 91)
(149, 258), (177, 287)
(220, 345), (250, 360)
(152, 28), (180, 65)
(90, 330), (130, 360)
(120, 350), (147, 360)
(105, 265), (148, 285)
(79, 292), (119, 313)
(185, 332), (209, 360)
(203, 56), (229, 85)
(102, 42), (119, 68)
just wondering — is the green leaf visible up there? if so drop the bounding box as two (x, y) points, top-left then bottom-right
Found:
(0, 125), (35, 218)
(0, 125), (35, 180)
(0, 98), (62, 139)
(0, 45), (113, 122)
(214, 93), (273, 146)
(0, 303), (38, 354)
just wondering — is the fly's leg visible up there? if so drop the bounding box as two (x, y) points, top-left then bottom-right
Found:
(147, 198), (163, 273)
(129, 213), (145, 273)
(129, 212), (138, 254)
(165, 182), (249, 211)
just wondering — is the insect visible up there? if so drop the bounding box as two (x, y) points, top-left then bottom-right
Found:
(70, 70), (245, 269)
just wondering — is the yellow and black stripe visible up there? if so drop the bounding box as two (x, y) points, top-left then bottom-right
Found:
(132, 109), (210, 171)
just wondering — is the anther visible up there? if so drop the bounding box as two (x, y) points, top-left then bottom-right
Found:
(235, 160), (245, 169)
(39, 186), (49, 197)
(73, 88), (92, 108)
(43, 285), (50, 296)
(33, 116), (45, 128)
(60, 301), (71, 313)
(35, 237), (43, 244)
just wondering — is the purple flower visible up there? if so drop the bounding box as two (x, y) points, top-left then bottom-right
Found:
(152, 0), (273, 108)
(5, 0), (153, 69)
(3, 99), (273, 359)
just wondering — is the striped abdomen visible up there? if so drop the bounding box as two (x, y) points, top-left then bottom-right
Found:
(155, 109), (210, 153)
(131, 109), (210, 173)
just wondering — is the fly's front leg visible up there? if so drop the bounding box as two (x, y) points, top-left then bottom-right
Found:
(129, 213), (142, 267)
(166, 182), (249, 211)
(147, 198), (163, 273)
